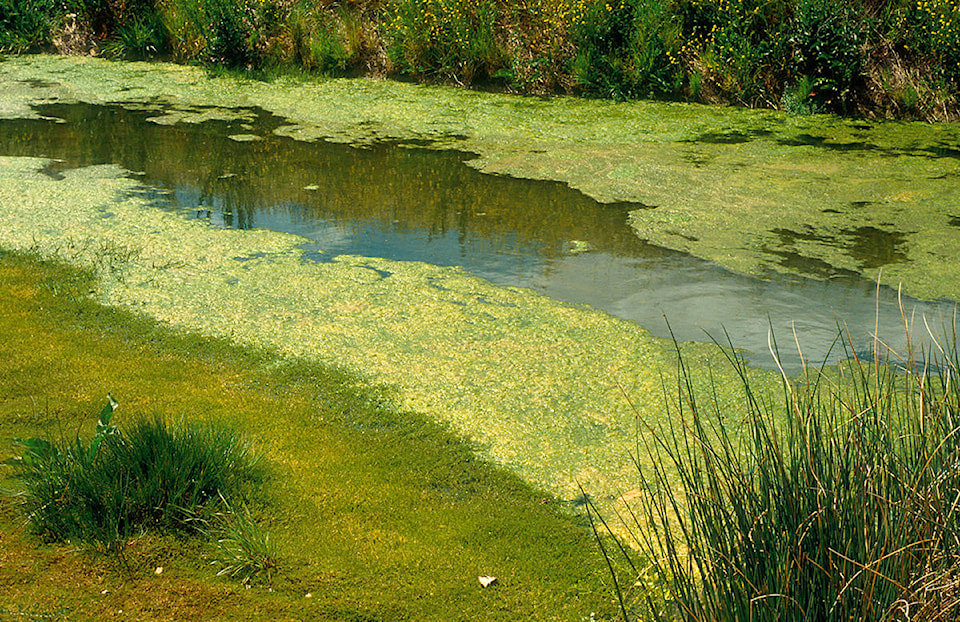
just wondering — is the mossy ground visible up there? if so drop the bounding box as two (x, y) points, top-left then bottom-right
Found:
(0, 250), (618, 620)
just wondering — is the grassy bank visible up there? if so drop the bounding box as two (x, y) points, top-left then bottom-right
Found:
(2, 0), (959, 118)
(0, 248), (617, 620)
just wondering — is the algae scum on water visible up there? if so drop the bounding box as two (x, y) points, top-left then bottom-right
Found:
(0, 55), (958, 511)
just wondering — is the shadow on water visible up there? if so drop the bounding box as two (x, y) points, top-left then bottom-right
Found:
(1, 102), (956, 374)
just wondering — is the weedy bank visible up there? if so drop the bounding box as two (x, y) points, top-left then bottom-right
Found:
(2, 0), (960, 118)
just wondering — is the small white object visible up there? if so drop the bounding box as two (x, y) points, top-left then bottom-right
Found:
(154, 566), (163, 575)
(305, 593), (313, 598)
(478, 575), (497, 588)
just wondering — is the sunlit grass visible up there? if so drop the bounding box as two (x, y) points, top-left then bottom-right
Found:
(0, 249), (615, 620)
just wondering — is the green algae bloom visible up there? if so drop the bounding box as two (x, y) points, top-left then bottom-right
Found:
(1, 55), (958, 522)
(0, 155), (759, 520)
(2, 55), (959, 301)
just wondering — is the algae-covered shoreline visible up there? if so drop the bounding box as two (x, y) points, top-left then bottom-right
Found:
(0, 251), (620, 620)
(3, 55), (959, 302)
(0, 54), (957, 509)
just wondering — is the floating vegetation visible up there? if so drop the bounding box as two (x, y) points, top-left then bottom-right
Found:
(1, 55), (959, 301)
(2, 55), (958, 521)
(0, 155), (767, 518)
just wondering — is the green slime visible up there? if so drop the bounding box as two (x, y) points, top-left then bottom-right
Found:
(3, 55), (959, 300)
(0, 55), (955, 514)
(0, 155), (757, 511)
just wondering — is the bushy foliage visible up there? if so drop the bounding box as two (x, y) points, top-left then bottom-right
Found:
(4, 0), (960, 113)
(7, 399), (262, 552)
(0, 0), (59, 52)
(909, 0), (960, 83)
(789, 0), (865, 111)
(570, 0), (683, 100)
(384, 0), (505, 83)
(287, 4), (352, 73)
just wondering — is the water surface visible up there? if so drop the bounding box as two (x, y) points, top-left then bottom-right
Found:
(3, 102), (955, 372)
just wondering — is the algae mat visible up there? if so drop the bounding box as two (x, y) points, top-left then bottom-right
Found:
(3, 55), (960, 301)
(0, 155), (758, 508)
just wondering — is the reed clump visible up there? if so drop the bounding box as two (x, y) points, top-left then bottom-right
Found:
(596, 316), (960, 621)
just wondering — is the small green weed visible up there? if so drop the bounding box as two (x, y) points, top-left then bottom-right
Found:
(205, 499), (280, 584)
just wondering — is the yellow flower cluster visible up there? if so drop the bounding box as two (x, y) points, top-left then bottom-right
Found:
(386, 0), (500, 76)
(516, 0), (588, 50)
(915, 0), (960, 70)
(389, 0), (486, 48)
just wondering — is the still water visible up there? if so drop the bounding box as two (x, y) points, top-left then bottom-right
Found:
(3, 102), (955, 372)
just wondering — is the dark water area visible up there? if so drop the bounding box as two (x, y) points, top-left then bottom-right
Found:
(3, 102), (956, 372)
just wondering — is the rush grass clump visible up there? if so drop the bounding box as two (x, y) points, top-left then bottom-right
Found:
(594, 316), (960, 621)
(6, 397), (264, 554)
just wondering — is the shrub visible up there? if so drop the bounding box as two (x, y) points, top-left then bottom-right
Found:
(288, 4), (353, 74)
(0, 0), (60, 52)
(201, 0), (255, 66)
(675, 0), (791, 104)
(6, 397), (263, 553)
(497, 0), (583, 92)
(593, 323), (960, 621)
(789, 0), (865, 112)
(908, 0), (960, 84)
(384, 0), (505, 83)
(103, 10), (169, 59)
(570, 0), (683, 100)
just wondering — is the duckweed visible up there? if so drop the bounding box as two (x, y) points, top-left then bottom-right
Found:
(0, 155), (768, 521)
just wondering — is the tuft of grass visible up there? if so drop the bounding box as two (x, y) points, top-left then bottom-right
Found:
(593, 315), (960, 621)
(205, 499), (280, 585)
(6, 399), (263, 553)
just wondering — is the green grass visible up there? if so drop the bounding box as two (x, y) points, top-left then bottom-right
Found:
(7, 404), (263, 554)
(591, 324), (960, 620)
(0, 248), (617, 620)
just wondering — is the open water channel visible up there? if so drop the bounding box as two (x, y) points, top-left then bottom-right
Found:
(2, 100), (955, 373)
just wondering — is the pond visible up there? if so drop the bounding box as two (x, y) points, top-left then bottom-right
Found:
(3, 55), (960, 510)
(2, 101), (955, 374)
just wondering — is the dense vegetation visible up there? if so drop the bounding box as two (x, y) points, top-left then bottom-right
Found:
(2, 0), (959, 118)
(590, 330), (960, 620)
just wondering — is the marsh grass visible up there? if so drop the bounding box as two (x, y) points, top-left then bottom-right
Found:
(593, 310), (960, 621)
(7, 402), (263, 554)
(203, 498), (280, 584)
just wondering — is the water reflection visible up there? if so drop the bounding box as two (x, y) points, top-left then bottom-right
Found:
(2, 102), (955, 373)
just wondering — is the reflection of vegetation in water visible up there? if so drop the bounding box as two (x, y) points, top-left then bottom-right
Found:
(0, 102), (653, 263)
(3, 56), (958, 300)
(0, 155), (779, 519)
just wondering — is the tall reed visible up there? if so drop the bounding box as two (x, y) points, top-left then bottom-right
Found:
(595, 311), (960, 621)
